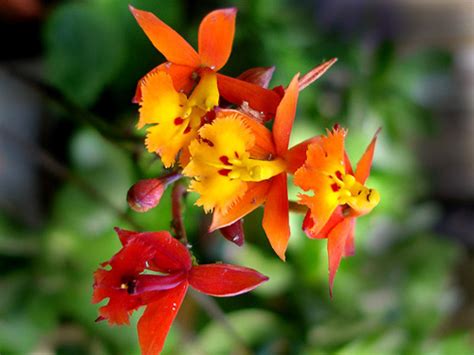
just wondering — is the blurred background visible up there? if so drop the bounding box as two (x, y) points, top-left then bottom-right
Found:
(0, 0), (473, 354)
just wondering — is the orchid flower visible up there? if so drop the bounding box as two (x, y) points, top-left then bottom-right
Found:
(182, 74), (301, 260)
(129, 6), (282, 167)
(294, 127), (380, 294)
(93, 228), (268, 355)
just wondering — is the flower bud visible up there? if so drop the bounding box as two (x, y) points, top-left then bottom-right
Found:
(127, 173), (181, 212)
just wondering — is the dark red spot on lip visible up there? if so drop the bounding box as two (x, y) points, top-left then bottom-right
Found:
(234, 151), (239, 158)
(218, 169), (231, 176)
(335, 171), (343, 180)
(201, 110), (216, 125)
(220, 156), (231, 165)
(183, 126), (191, 134)
(174, 117), (184, 125)
(201, 138), (214, 147)
(333, 123), (340, 130)
(331, 183), (340, 192)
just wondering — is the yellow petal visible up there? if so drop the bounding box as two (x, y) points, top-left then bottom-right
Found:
(188, 71), (219, 112)
(138, 71), (186, 128)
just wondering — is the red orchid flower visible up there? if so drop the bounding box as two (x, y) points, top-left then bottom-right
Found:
(293, 127), (381, 294)
(129, 5), (281, 117)
(182, 74), (301, 260)
(93, 228), (268, 355)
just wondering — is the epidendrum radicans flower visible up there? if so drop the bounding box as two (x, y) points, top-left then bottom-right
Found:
(183, 74), (310, 260)
(294, 126), (380, 294)
(93, 228), (268, 355)
(130, 6), (281, 167)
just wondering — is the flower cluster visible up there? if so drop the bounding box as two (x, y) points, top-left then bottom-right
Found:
(93, 5), (381, 354)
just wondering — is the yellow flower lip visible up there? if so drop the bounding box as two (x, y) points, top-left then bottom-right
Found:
(183, 116), (284, 213)
(214, 154), (285, 182)
(329, 170), (380, 216)
(138, 70), (219, 167)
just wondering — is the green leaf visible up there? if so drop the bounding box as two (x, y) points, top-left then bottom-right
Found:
(44, 2), (125, 106)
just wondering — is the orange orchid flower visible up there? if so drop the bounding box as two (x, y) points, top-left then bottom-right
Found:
(183, 75), (301, 260)
(294, 127), (381, 294)
(129, 6), (281, 116)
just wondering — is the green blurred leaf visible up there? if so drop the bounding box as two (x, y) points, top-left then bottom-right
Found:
(45, 2), (125, 106)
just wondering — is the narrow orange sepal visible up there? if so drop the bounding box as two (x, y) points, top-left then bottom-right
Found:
(198, 8), (237, 71)
(129, 6), (201, 67)
(273, 74), (300, 156)
(210, 181), (271, 232)
(262, 173), (290, 261)
(355, 128), (381, 184)
(298, 58), (337, 91)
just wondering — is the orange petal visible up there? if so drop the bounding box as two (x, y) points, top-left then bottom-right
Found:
(298, 58), (337, 91)
(216, 109), (276, 159)
(355, 128), (381, 184)
(129, 6), (200, 67)
(198, 8), (237, 70)
(343, 220), (356, 257)
(217, 73), (281, 117)
(327, 218), (353, 296)
(133, 63), (196, 103)
(209, 181), (271, 232)
(285, 136), (321, 174)
(262, 173), (290, 261)
(273, 74), (300, 156)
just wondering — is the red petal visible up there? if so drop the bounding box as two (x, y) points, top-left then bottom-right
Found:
(92, 238), (157, 325)
(217, 74), (281, 117)
(262, 173), (290, 260)
(298, 58), (337, 91)
(134, 273), (187, 294)
(285, 136), (321, 174)
(189, 264), (268, 297)
(132, 63), (196, 103)
(210, 181), (271, 231)
(237, 66), (275, 88)
(273, 74), (300, 156)
(355, 128), (381, 184)
(219, 219), (245, 246)
(127, 174), (181, 213)
(114, 227), (140, 246)
(138, 282), (188, 355)
(129, 6), (200, 67)
(303, 206), (345, 240)
(134, 231), (192, 273)
(327, 218), (354, 296)
(198, 8), (237, 70)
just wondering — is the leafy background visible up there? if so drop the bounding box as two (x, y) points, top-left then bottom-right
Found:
(0, 0), (472, 354)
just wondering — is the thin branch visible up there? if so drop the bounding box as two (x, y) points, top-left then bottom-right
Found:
(0, 125), (141, 230)
(189, 289), (250, 354)
(3, 65), (142, 147)
(171, 182), (188, 244)
(289, 200), (308, 214)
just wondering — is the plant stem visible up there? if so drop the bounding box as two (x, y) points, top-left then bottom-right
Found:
(189, 289), (250, 354)
(171, 182), (188, 245)
(4, 65), (142, 148)
(289, 200), (308, 214)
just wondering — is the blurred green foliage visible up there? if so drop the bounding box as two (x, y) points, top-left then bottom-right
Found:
(0, 0), (471, 354)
